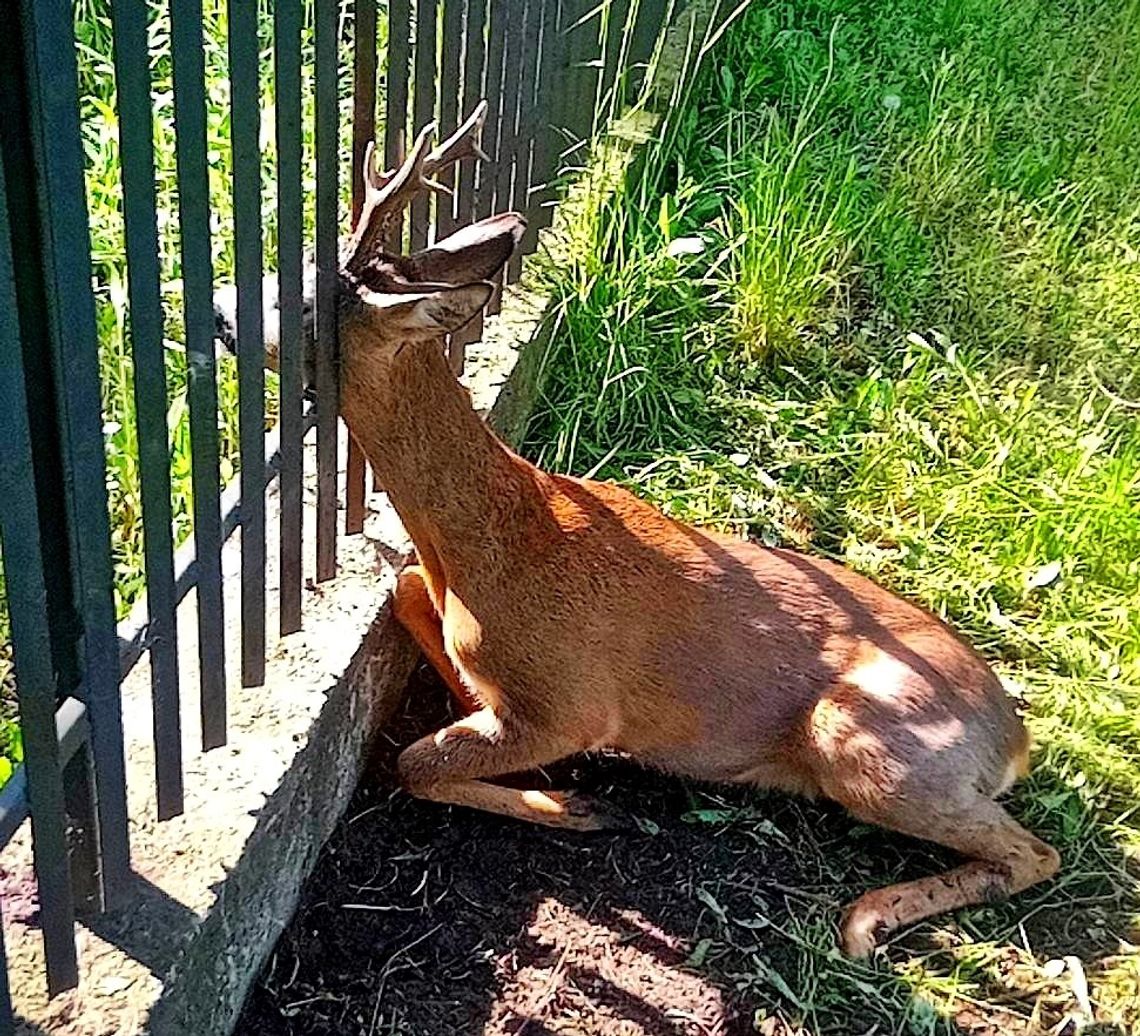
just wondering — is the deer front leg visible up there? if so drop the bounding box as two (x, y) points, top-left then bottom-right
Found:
(393, 565), (481, 714)
(397, 708), (627, 831)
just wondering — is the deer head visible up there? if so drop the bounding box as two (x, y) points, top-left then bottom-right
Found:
(211, 102), (519, 394)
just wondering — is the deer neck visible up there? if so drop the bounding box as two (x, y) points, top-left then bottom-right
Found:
(341, 340), (542, 578)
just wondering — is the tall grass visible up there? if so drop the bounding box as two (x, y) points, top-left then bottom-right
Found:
(526, 0), (1140, 1027)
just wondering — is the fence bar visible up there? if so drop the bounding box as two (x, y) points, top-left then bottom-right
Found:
(458, 0), (487, 227)
(599, 0), (631, 126)
(561, 0), (599, 154)
(345, 0), (378, 536)
(436, 0), (464, 239)
(0, 106), (78, 997)
(445, 0), (488, 363)
(481, 0), (509, 317)
(170, 0), (227, 751)
(14, 0), (131, 905)
(491, 0), (523, 213)
(314, 0), (340, 581)
(110, 0), (185, 818)
(524, 0), (561, 245)
(410, 0), (438, 249)
(506, 0), (539, 282)
(229, 0), (268, 686)
(478, 0), (507, 222)
(275, 0), (306, 629)
(0, 906), (11, 1034)
(490, 0), (524, 309)
(386, 0), (412, 248)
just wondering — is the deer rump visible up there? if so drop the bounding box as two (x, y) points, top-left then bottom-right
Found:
(213, 102), (1059, 959)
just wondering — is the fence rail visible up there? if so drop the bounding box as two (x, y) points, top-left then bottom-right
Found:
(0, 0), (665, 1022)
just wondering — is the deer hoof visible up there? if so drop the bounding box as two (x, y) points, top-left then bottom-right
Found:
(541, 791), (631, 832)
(838, 900), (889, 959)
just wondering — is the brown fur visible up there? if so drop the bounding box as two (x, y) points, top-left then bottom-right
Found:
(328, 142), (1058, 956)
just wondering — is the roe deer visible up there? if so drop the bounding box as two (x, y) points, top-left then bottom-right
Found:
(218, 103), (1059, 957)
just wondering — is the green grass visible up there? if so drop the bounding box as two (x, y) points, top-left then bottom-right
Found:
(525, 0), (1140, 1029)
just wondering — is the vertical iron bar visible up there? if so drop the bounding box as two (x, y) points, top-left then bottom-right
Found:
(490, 0), (523, 309)
(410, 0), (438, 249)
(352, 1), (379, 227)
(14, 0), (131, 905)
(315, 0), (340, 581)
(491, 0), (522, 215)
(0, 907), (12, 1033)
(229, 0), (267, 685)
(412, 0), (437, 250)
(378, 0), (429, 426)
(59, 743), (101, 915)
(276, 0), (305, 630)
(170, 0), (227, 750)
(507, 0), (538, 282)
(451, 0), (488, 363)
(458, 0), (486, 227)
(0, 99), (78, 999)
(385, 0), (412, 248)
(436, 0), (464, 240)
(346, 0), (378, 536)
(478, 0), (507, 223)
(524, 0), (561, 244)
(599, 0), (631, 126)
(110, 0), (184, 818)
(564, 0), (599, 152)
(627, 0), (666, 97)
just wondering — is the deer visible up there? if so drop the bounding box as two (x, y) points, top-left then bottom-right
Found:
(214, 102), (1059, 958)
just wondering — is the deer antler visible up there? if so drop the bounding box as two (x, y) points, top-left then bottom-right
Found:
(343, 122), (436, 278)
(342, 101), (491, 280)
(424, 100), (490, 180)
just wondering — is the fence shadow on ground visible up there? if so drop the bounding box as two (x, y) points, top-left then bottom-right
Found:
(81, 871), (201, 980)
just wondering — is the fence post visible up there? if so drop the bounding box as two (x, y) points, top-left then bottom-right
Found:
(345, 0), (379, 536)
(170, 0), (229, 746)
(0, 85), (80, 1000)
(110, 0), (185, 819)
(5, 0), (131, 913)
(315, 0), (342, 582)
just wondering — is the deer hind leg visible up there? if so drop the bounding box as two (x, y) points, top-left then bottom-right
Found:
(393, 565), (481, 714)
(397, 708), (627, 832)
(837, 797), (1060, 957)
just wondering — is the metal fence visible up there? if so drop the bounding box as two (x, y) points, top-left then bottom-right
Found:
(0, 0), (664, 1024)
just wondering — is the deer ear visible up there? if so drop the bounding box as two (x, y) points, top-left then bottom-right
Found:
(362, 283), (494, 335)
(405, 213), (525, 284)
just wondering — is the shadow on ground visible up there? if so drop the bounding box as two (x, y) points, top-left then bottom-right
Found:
(234, 667), (1135, 1036)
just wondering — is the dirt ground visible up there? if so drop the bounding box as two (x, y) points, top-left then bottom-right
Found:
(234, 666), (1131, 1036)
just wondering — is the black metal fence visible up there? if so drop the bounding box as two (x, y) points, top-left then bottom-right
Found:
(0, 0), (666, 1025)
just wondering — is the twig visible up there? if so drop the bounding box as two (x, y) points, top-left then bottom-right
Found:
(367, 923), (444, 1036)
